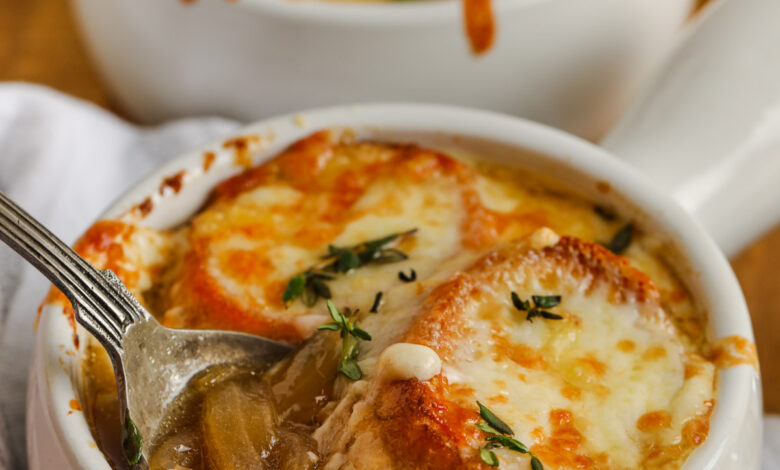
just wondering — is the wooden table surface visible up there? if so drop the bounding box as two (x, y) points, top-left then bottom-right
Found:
(2, 0), (778, 412)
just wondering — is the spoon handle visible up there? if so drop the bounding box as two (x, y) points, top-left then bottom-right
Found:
(0, 191), (146, 354)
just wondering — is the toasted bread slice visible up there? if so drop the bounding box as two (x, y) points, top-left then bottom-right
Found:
(314, 231), (715, 470)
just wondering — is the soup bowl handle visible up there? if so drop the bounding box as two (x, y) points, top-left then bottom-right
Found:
(601, 0), (780, 258)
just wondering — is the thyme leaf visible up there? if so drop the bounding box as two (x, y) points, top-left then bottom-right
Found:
(370, 291), (383, 313)
(339, 337), (362, 380)
(477, 401), (514, 435)
(327, 299), (347, 325)
(121, 416), (143, 466)
(480, 448), (499, 467)
(602, 223), (633, 255)
(372, 248), (408, 264)
(531, 295), (561, 309)
(282, 273), (306, 304)
(511, 292), (530, 311)
(476, 422), (502, 435)
(511, 293), (564, 323)
(310, 278), (332, 299)
(317, 322), (341, 331)
(337, 249), (360, 273)
(398, 269), (417, 283)
(537, 311), (563, 320)
(351, 326), (372, 341)
(486, 436), (529, 453)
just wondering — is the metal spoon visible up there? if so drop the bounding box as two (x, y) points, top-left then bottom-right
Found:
(0, 191), (293, 468)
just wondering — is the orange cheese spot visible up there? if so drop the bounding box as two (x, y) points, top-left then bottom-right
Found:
(494, 337), (546, 370)
(134, 197), (154, 217)
(218, 249), (274, 285)
(213, 163), (273, 201)
(449, 384), (476, 401)
(532, 409), (599, 468)
(685, 363), (702, 379)
(461, 188), (507, 250)
(644, 401), (714, 465)
(329, 169), (370, 214)
(684, 354), (708, 379)
(561, 385), (582, 401)
(617, 339), (636, 352)
(637, 411), (671, 432)
(708, 335), (758, 370)
(489, 394), (509, 404)
(159, 170), (185, 195)
(683, 403), (713, 446)
(275, 131), (334, 190)
(203, 151), (216, 171)
(531, 426), (545, 444)
(223, 135), (260, 169)
(575, 355), (607, 377)
(642, 346), (668, 361)
(68, 398), (82, 415)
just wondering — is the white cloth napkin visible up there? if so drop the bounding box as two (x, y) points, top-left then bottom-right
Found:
(0, 83), (777, 469)
(0, 83), (239, 469)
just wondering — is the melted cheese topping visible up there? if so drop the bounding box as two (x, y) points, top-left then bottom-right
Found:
(136, 131), (703, 347)
(448, 277), (713, 468)
(58, 130), (752, 470)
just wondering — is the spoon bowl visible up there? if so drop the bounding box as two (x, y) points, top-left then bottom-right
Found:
(116, 317), (293, 466)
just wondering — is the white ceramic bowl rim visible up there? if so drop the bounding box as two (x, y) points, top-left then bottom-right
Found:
(36, 103), (756, 470)
(233, 0), (548, 26)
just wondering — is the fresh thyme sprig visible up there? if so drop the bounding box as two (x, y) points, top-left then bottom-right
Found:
(317, 300), (372, 380)
(282, 229), (418, 307)
(475, 401), (544, 469)
(511, 292), (563, 322)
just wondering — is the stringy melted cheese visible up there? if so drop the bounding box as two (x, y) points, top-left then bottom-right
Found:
(60, 130), (746, 470)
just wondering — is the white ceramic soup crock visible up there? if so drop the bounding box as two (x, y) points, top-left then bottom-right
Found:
(28, 0), (780, 468)
(26, 103), (762, 470)
(70, 0), (698, 140)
